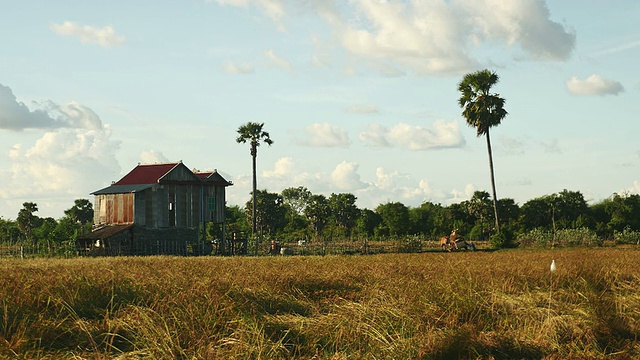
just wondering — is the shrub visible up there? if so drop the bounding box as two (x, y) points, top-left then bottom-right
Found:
(489, 230), (515, 249)
(517, 228), (553, 248)
(613, 227), (640, 245)
(556, 228), (602, 247)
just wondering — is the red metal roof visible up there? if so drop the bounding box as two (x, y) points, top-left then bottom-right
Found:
(194, 172), (212, 179)
(114, 163), (180, 185)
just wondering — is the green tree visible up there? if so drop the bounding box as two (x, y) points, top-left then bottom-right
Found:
(64, 199), (94, 233)
(375, 202), (410, 237)
(0, 218), (20, 244)
(463, 191), (493, 239)
(282, 186), (312, 215)
(225, 205), (251, 238)
(605, 193), (640, 233)
(304, 194), (331, 241)
(236, 122), (274, 237)
(458, 69), (508, 232)
(520, 196), (552, 231)
(354, 209), (381, 237)
(416, 202), (450, 237)
(551, 189), (589, 229)
(17, 202), (40, 244)
(245, 190), (286, 236)
(327, 193), (359, 238)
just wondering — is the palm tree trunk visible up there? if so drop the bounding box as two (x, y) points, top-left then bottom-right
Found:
(252, 150), (257, 236)
(485, 129), (500, 232)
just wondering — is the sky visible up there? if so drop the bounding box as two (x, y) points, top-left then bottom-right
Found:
(0, 0), (638, 220)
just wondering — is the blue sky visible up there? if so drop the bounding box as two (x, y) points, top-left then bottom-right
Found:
(0, 0), (638, 219)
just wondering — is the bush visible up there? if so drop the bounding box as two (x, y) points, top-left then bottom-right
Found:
(517, 228), (553, 248)
(490, 230), (515, 249)
(556, 228), (602, 247)
(613, 227), (640, 245)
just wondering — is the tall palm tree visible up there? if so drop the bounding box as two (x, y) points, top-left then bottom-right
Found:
(236, 122), (274, 238)
(458, 69), (507, 232)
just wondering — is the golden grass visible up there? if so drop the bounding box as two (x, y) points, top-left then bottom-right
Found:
(1, 248), (639, 359)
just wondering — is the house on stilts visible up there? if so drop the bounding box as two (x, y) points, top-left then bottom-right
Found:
(76, 161), (236, 256)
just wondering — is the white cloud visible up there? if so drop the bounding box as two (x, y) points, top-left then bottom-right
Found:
(0, 84), (103, 131)
(450, 183), (476, 203)
(51, 21), (125, 48)
(226, 156), (476, 210)
(0, 85), (121, 217)
(463, 0), (575, 61)
(566, 74), (624, 96)
(297, 123), (350, 148)
(222, 61), (255, 74)
(0, 126), (121, 217)
(263, 157), (294, 179)
(359, 120), (464, 150)
(374, 167), (401, 191)
(214, 0), (285, 28)
(264, 49), (295, 74)
(331, 161), (367, 191)
(217, 0), (576, 75)
(139, 150), (169, 164)
(621, 180), (640, 196)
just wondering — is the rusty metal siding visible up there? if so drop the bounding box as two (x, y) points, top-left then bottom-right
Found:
(99, 193), (134, 225)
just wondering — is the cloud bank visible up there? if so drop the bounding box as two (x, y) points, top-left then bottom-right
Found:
(566, 74), (624, 96)
(212, 0), (576, 75)
(359, 120), (464, 150)
(0, 85), (121, 218)
(0, 84), (103, 131)
(51, 21), (125, 48)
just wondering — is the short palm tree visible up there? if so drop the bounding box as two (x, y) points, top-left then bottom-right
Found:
(236, 122), (274, 237)
(458, 69), (508, 232)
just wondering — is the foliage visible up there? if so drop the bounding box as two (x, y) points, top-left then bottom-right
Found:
(64, 199), (94, 226)
(613, 227), (640, 245)
(353, 209), (381, 238)
(281, 186), (312, 215)
(518, 228), (602, 248)
(489, 230), (515, 249)
(555, 228), (602, 247)
(605, 193), (640, 234)
(245, 190), (286, 235)
(327, 193), (359, 238)
(375, 202), (410, 236)
(517, 228), (555, 248)
(304, 194), (331, 240)
(17, 202), (40, 244)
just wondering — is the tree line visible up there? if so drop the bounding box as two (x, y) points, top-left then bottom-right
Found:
(221, 186), (640, 247)
(1, 188), (639, 252)
(0, 199), (93, 255)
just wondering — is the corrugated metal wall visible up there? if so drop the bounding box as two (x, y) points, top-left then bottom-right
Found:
(94, 193), (135, 225)
(94, 183), (228, 228)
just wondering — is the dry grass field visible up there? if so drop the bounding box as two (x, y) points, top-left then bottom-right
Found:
(1, 248), (639, 359)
